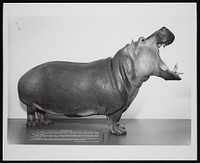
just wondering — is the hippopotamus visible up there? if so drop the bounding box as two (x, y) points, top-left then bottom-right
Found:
(18, 27), (182, 136)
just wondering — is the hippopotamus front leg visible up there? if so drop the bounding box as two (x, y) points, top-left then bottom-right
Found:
(107, 108), (127, 136)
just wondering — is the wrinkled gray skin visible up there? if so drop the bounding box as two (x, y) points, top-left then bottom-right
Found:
(18, 27), (182, 136)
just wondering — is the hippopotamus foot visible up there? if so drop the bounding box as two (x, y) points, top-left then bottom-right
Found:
(26, 119), (39, 127)
(110, 123), (127, 136)
(107, 110), (127, 136)
(36, 110), (54, 125)
(39, 117), (54, 125)
(116, 122), (126, 129)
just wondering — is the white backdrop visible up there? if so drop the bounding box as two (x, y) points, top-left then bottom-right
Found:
(5, 3), (196, 119)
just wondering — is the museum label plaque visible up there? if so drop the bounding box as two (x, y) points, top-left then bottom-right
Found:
(25, 129), (104, 145)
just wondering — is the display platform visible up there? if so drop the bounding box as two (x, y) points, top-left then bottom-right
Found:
(7, 118), (191, 145)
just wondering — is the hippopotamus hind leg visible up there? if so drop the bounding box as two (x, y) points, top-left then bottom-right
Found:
(36, 109), (54, 125)
(26, 105), (39, 127)
(26, 104), (54, 127)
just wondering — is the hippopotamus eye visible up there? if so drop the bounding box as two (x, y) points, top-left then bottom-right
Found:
(138, 37), (146, 43)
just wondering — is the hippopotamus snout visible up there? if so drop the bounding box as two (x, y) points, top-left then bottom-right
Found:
(155, 27), (175, 45)
(146, 26), (175, 46)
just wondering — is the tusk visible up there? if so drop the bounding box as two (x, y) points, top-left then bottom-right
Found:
(173, 63), (178, 73)
(176, 72), (184, 75)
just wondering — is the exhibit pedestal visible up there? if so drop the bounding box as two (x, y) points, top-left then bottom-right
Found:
(7, 118), (191, 145)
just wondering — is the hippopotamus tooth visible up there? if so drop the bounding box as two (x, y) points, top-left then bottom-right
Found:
(173, 63), (178, 72)
(18, 27), (182, 136)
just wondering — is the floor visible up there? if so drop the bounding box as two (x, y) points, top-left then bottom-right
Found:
(7, 118), (191, 145)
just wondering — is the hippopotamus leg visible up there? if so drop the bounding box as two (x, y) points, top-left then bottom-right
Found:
(107, 109), (127, 136)
(26, 105), (53, 127)
(36, 110), (54, 125)
(26, 105), (39, 127)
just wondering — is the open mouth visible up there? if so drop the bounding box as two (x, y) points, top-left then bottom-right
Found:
(157, 43), (183, 80)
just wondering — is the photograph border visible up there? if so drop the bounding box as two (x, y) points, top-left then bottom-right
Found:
(3, 2), (198, 160)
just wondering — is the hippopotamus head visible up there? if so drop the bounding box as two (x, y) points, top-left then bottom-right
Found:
(126, 27), (182, 83)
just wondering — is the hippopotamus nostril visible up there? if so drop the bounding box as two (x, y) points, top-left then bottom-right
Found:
(161, 27), (167, 31)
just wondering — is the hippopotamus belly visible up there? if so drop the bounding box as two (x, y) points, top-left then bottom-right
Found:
(18, 58), (124, 117)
